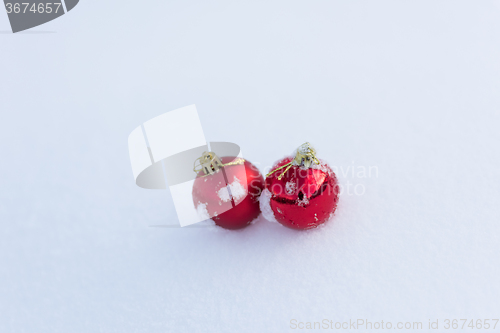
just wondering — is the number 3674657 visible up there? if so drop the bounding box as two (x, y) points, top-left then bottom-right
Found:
(5, 3), (62, 14)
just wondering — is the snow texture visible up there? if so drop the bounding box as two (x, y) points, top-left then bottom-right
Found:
(196, 202), (210, 220)
(259, 188), (280, 224)
(1, 1), (500, 333)
(285, 181), (296, 195)
(217, 176), (247, 202)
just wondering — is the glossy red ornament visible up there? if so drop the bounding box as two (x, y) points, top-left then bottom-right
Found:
(192, 156), (264, 230)
(263, 144), (339, 230)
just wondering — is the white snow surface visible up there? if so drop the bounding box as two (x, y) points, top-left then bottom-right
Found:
(1, 1), (500, 332)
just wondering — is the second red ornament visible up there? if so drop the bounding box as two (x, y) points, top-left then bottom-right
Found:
(260, 142), (339, 230)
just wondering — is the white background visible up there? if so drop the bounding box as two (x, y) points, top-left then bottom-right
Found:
(1, 1), (499, 332)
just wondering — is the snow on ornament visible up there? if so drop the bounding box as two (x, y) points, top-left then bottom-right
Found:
(260, 142), (339, 230)
(192, 151), (264, 230)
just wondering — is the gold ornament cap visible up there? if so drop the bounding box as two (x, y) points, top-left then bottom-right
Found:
(293, 142), (320, 168)
(267, 142), (320, 180)
(193, 152), (245, 176)
(193, 151), (223, 175)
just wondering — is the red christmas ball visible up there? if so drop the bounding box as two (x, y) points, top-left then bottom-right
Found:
(192, 156), (264, 230)
(262, 143), (339, 230)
